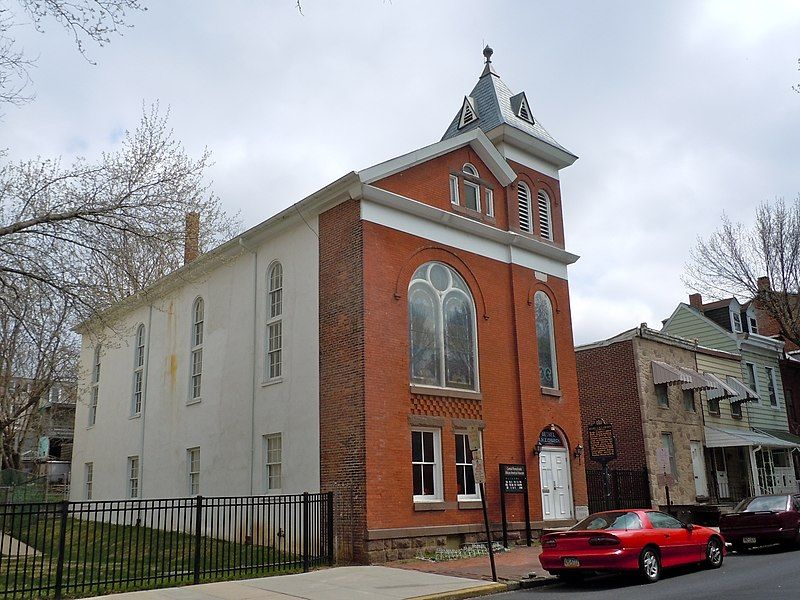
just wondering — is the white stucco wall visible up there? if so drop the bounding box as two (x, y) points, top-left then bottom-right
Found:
(70, 217), (320, 501)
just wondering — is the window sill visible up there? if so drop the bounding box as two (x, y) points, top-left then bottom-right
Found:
(732, 414), (743, 420)
(262, 378), (283, 387)
(457, 500), (482, 510)
(413, 500), (449, 511)
(451, 203), (496, 225)
(86, 425), (95, 430)
(129, 413), (141, 420)
(541, 387), (562, 398)
(186, 398), (202, 406)
(410, 384), (482, 400)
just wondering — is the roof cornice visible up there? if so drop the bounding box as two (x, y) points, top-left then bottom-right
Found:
(485, 123), (578, 169)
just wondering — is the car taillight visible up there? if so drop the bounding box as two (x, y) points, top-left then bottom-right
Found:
(588, 536), (620, 546)
(542, 538), (557, 549)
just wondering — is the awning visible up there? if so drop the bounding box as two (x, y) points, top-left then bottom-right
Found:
(652, 361), (691, 386)
(680, 367), (714, 391)
(726, 377), (759, 404)
(704, 425), (800, 449)
(755, 429), (800, 447)
(704, 373), (738, 401)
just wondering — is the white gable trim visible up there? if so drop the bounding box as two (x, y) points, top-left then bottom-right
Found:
(458, 96), (478, 129)
(359, 128), (517, 187)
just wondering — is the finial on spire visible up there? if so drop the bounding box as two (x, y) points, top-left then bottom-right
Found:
(481, 44), (497, 77)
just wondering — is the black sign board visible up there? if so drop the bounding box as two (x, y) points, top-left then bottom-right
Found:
(538, 429), (564, 448)
(500, 464), (526, 494)
(587, 421), (617, 464)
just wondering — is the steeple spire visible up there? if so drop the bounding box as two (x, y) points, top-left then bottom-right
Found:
(481, 45), (497, 77)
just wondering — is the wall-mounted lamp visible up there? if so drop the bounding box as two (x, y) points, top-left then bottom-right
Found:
(533, 441), (544, 456)
(574, 444), (584, 460)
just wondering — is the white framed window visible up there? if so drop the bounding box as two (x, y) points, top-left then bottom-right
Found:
(264, 433), (282, 492)
(462, 164), (480, 212)
(411, 428), (442, 501)
(661, 433), (677, 476)
(85, 462), (93, 500)
(449, 174), (459, 205)
(731, 398), (743, 418)
(266, 262), (283, 381)
(731, 311), (743, 333)
(747, 312), (759, 334)
(190, 298), (204, 401)
(132, 324), (145, 415)
(455, 432), (481, 500)
(485, 189), (494, 217)
(537, 190), (553, 241)
(765, 366), (778, 407)
(517, 182), (532, 233)
(534, 291), (559, 389)
(187, 447), (200, 496)
(128, 456), (139, 499)
(408, 262), (479, 391)
(745, 362), (759, 402)
(88, 345), (101, 426)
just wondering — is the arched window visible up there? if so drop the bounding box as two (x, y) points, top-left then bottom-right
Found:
(409, 262), (478, 390)
(132, 324), (145, 415)
(190, 298), (204, 401)
(462, 163), (478, 177)
(89, 344), (101, 426)
(534, 291), (558, 389)
(538, 190), (553, 241)
(517, 182), (533, 233)
(266, 262), (283, 380)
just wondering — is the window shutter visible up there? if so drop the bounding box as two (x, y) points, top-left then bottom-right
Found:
(538, 190), (552, 240)
(517, 183), (532, 233)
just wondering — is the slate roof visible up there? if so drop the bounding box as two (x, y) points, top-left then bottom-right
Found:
(441, 61), (574, 158)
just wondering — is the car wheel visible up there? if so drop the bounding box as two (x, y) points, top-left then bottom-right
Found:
(705, 537), (723, 568)
(639, 547), (661, 583)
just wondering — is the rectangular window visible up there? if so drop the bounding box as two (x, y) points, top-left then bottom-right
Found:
(455, 433), (480, 500)
(655, 383), (669, 407)
(682, 389), (695, 412)
(748, 316), (759, 334)
(267, 321), (282, 379)
(264, 433), (282, 492)
(731, 400), (742, 418)
(661, 433), (677, 476)
(708, 395), (720, 415)
(190, 349), (202, 400)
(731, 311), (743, 333)
(766, 366), (778, 406)
(449, 175), (459, 205)
(485, 189), (494, 217)
(187, 448), (200, 496)
(745, 362), (759, 402)
(132, 371), (143, 415)
(85, 462), (93, 500)
(464, 181), (480, 212)
(411, 428), (442, 501)
(88, 387), (98, 426)
(128, 456), (139, 499)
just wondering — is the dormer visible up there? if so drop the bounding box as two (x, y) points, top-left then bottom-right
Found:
(729, 300), (743, 334)
(745, 304), (759, 335)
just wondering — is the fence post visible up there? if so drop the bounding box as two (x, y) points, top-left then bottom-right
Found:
(54, 500), (69, 600)
(193, 495), (203, 585)
(302, 492), (310, 572)
(326, 491), (334, 566)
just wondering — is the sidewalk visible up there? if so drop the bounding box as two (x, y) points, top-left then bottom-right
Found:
(94, 566), (506, 600)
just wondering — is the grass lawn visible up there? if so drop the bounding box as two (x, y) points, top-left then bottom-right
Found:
(1, 509), (305, 599)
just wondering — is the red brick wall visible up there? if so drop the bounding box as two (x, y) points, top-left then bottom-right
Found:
(575, 340), (646, 470)
(319, 199), (367, 563)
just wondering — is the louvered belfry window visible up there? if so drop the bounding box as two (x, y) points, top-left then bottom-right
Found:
(517, 182), (532, 233)
(538, 190), (553, 240)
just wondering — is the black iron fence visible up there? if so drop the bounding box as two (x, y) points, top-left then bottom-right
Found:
(0, 493), (334, 599)
(586, 467), (651, 514)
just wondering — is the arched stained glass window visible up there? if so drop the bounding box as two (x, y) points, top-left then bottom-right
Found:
(535, 291), (558, 389)
(409, 262), (478, 390)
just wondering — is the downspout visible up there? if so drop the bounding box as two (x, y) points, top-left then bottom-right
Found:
(139, 303), (153, 497)
(749, 445), (761, 495)
(239, 237), (258, 496)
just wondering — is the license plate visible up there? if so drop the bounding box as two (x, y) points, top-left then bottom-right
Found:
(563, 558), (581, 568)
(743, 537), (757, 544)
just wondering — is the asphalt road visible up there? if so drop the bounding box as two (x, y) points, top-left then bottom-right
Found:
(492, 545), (800, 600)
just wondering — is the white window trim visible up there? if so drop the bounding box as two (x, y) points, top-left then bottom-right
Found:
(449, 174), (459, 206)
(454, 431), (482, 501)
(187, 447), (200, 496)
(88, 345), (100, 427)
(745, 362), (760, 403)
(265, 262), (283, 383)
(731, 310), (743, 333)
(485, 189), (494, 218)
(537, 190), (553, 241)
(189, 298), (204, 403)
(128, 456), (139, 499)
(131, 324), (145, 416)
(462, 163), (479, 177)
(517, 182), (533, 233)
(412, 427), (443, 502)
(748, 312), (759, 334)
(85, 462), (93, 500)
(263, 433), (283, 493)
(765, 366), (779, 408)
(463, 180), (481, 212)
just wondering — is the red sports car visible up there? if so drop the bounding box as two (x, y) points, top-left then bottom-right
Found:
(539, 509), (725, 583)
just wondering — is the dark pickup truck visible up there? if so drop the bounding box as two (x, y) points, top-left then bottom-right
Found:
(720, 494), (800, 552)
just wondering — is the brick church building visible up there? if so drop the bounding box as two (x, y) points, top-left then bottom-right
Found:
(71, 48), (588, 563)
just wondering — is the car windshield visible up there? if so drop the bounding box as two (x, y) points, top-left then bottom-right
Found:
(734, 496), (788, 513)
(572, 511), (642, 531)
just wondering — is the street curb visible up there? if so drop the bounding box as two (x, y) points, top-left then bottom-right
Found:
(408, 582), (508, 599)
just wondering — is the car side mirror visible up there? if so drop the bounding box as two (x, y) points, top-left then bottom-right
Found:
(683, 523), (694, 531)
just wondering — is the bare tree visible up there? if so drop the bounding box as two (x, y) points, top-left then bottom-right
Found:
(686, 196), (800, 348)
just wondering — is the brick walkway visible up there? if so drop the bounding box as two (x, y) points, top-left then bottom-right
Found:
(388, 545), (551, 583)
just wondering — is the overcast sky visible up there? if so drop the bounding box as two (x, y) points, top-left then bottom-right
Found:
(3, 0), (799, 345)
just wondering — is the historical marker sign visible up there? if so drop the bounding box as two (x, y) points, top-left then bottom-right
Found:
(587, 421), (617, 463)
(500, 464), (527, 494)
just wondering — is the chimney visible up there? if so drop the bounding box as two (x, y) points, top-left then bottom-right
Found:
(689, 293), (703, 308)
(184, 212), (200, 265)
(757, 276), (771, 292)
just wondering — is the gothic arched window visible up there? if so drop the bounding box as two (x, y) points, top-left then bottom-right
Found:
(535, 291), (558, 388)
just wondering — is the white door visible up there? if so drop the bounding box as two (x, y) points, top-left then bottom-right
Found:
(540, 449), (573, 520)
(713, 448), (729, 499)
(772, 450), (796, 493)
(690, 441), (708, 497)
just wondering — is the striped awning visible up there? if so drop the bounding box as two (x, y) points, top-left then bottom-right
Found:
(652, 361), (692, 386)
(704, 373), (738, 401)
(726, 376), (759, 404)
(680, 367), (715, 391)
